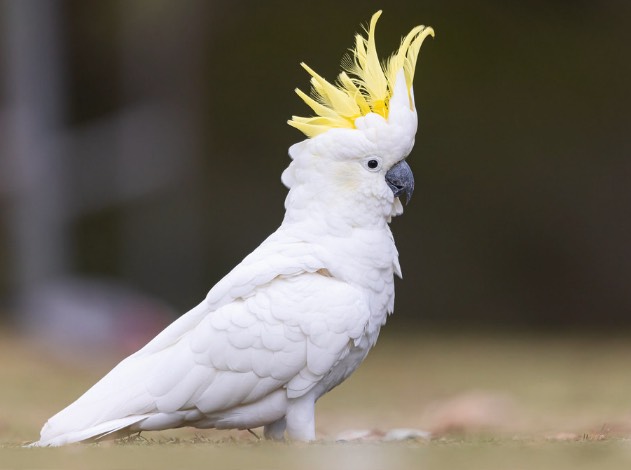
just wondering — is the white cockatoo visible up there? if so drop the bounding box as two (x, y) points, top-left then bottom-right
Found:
(31, 11), (433, 446)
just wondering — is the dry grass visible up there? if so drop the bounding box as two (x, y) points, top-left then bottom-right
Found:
(2, 329), (631, 469)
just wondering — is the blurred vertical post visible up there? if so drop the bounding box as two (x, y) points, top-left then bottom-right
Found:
(117, 1), (209, 307)
(3, 0), (69, 300)
(1, 1), (212, 320)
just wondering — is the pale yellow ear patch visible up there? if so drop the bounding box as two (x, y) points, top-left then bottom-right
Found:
(332, 164), (362, 192)
(288, 10), (434, 138)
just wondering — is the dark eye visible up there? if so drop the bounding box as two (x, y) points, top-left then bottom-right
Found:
(362, 156), (383, 172)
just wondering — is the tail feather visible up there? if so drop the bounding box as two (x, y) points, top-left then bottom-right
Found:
(28, 304), (206, 447)
(30, 415), (148, 447)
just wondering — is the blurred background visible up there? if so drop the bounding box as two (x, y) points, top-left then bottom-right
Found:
(0, 0), (630, 354)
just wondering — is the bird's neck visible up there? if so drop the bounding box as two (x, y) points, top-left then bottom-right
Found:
(282, 184), (398, 233)
(278, 190), (402, 280)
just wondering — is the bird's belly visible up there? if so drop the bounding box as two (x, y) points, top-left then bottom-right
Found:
(132, 389), (288, 432)
(312, 285), (392, 400)
(196, 389), (288, 430)
(314, 331), (379, 400)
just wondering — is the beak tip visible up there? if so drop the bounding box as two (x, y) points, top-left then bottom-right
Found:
(385, 160), (415, 205)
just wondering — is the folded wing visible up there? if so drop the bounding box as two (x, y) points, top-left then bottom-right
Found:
(35, 238), (368, 446)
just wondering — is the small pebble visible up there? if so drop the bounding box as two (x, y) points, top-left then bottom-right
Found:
(383, 428), (432, 442)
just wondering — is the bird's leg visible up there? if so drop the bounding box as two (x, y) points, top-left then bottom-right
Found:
(285, 395), (316, 441)
(263, 417), (286, 441)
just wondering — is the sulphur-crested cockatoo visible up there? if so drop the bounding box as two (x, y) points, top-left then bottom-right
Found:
(32, 11), (433, 446)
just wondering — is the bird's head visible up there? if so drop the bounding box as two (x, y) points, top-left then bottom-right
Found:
(282, 11), (433, 228)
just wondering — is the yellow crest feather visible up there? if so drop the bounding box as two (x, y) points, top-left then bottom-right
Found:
(288, 11), (434, 138)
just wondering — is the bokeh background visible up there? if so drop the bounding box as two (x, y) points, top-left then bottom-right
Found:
(1, 0), (631, 457)
(1, 0), (629, 336)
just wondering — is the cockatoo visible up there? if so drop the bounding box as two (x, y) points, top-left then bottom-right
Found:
(31, 11), (433, 446)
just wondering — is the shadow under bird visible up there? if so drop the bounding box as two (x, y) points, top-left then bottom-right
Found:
(31, 10), (434, 446)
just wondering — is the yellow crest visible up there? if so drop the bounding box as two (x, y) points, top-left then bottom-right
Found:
(288, 11), (434, 138)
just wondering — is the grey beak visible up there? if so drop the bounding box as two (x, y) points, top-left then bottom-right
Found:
(385, 160), (414, 204)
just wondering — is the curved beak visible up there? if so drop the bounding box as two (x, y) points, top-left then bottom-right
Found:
(385, 160), (414, 205)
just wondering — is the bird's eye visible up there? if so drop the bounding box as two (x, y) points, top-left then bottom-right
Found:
(362, 157), (382, 172)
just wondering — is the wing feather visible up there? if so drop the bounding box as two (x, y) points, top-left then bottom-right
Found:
(35, 235), (369, 446)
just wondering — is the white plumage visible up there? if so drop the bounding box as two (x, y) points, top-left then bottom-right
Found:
(32, 11), (433, 446)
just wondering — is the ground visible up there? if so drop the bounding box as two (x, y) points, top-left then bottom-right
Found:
(2, 329), (631, 469)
